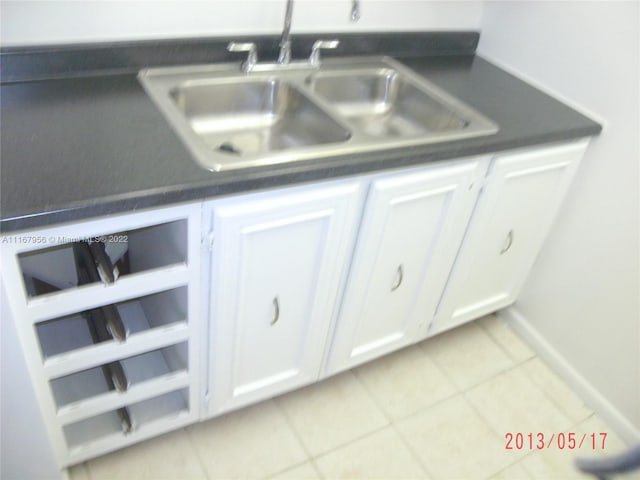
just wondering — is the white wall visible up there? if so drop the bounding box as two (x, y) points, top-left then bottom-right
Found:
(0, 0), (483, 47)
(478, 1), (639, 440)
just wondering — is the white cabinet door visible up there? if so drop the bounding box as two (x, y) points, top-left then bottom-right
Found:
(207, 181), (362, 415)
(325, 158), (488, 374)
(431, 140), (589, 335)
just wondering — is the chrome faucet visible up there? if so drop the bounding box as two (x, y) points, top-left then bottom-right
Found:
(277, 0), (294, 64)
(227, 0), (350, 72)
(227, 42), (258, 72)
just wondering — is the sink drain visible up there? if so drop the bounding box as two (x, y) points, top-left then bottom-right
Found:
(217, 142), (241, 155)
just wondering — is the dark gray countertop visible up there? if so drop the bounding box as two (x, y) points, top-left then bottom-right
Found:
(0, 53), (601, 233)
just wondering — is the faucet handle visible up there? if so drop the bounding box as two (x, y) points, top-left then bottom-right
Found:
(309, 39), (340, 66)
(227, 42), (258, 72)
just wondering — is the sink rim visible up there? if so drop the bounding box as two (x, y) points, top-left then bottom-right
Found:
(138, 56), (499, 172)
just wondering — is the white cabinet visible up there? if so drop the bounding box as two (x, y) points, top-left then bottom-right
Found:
(430, 139), (589, 335)
(0, 204), (203, 467)
(325, 158), (489, 374)
(205, 180), (362, 415)
(0, 140), (592, 472)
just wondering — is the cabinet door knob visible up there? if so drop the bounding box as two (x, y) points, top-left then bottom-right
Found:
(500, 230), (514, 255)
(391, 265), (404, 291)
(271, 296), (280, 326)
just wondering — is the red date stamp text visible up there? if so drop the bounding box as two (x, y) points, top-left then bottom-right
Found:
(505, 432), (608, 450)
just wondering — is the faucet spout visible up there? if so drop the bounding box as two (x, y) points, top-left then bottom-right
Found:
(351, 0), (360, 22)
(278, 0), (294, 64)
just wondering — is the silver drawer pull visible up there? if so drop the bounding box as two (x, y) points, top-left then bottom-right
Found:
(271, 296), (280, 326)
(391, 265), (404, 291)
(500, 230), (514, 255)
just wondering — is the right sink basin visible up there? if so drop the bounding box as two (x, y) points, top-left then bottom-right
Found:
(306, 67), (472, 138)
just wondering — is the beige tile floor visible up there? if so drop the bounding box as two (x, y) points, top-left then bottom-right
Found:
(69, 314), (637, 480)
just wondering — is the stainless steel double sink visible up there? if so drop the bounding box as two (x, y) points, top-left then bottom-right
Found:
(139, 57), (498, 172)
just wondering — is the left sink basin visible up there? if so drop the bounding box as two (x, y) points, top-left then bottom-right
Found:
(169, 79), (350, 159)
(139, 65), (353, 172)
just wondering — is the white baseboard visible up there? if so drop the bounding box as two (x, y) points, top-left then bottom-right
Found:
(499, 306), (640, 445)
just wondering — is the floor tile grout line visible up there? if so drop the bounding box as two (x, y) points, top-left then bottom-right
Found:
(477, 314), (530, 368)
(271, 396), (317, 470)
(390, 388), (519, 479)
(388, 421), (437, 479)
(369, 383), (472, 428)
(290, 369), (392, 459)
(310, 422), (391, 462)
(350, 364), (396, 425)
(350, 359), (433, 479)
(424, 318), (591, 436)
(488, 313), (594, 420)
(418, 322), (522, 392)
(446, 389), (531, 479)
(427, 348), (522, 398)
(307, 420), (433, 480)
(482, 456), (535, 480)
(347, 320), (532, 427)
(348, 345), (491, 426)
(259, 457), (322, 480)
(267, 370), (395, 471)
(473, 359), (575, 432)
(413, 339), (466, 396)
(182, 425), (217, 480)
(459, 360), (584, 475)
(459, 365), (624, 477)
(478, 314), (593, 421)
(480, 314), (521, 362)
(462, 363), (549, 441)
(519, 357), (595, 426)
(308, 457), (325, 480)
(457, 367), (547, 476)
(479, 313), (537, 366)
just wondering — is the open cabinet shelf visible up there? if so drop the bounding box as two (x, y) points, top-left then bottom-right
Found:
(63, 388), (190, 456)
(50, 342), (189, 415)
(18, 219), (188, 298)
(36, 287), (188, 366)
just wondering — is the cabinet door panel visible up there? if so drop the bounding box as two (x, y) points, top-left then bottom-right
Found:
(233, 214), (328, 394)
(432, 140), (588, 334)
(208, 181), (361, 415)
(349, 188), (449, 352)
(327, 160), (486, 374)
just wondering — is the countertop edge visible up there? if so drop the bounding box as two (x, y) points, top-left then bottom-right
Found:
(0, 127), (600, 234)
